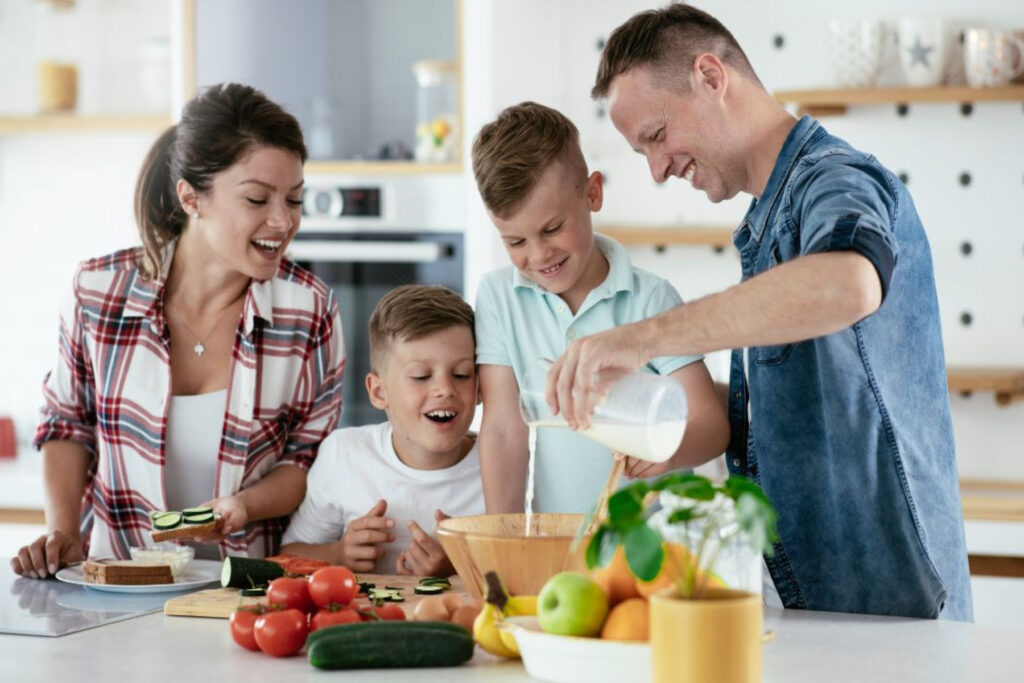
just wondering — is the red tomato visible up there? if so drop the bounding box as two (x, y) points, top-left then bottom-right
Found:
(253, 609), (308, 657)
(308, 566), (357, 609)
(310, 606), (361, 632)
(229, 607), (262, 651)
(356, 601), (407, 621)
(266, 577), (315, 613)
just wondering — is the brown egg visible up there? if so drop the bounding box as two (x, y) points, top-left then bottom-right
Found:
(441, 592), (465, 613)
(450, 603), (480, 631)
(412, 595), (451, 622)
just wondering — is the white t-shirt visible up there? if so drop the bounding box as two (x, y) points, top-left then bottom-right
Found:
(281, 422), (484, 574)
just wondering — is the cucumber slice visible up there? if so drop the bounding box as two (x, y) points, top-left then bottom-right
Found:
(184, 512), (215, 524)
(153, 512), (182, 530)
(182, 506), (214, 517)
(414, 584), (445, 595)
(239, 587), (266, 597)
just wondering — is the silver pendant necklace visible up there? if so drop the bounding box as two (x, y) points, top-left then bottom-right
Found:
(167, 301), (237, 359)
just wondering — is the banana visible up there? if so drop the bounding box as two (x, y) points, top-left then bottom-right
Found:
(472, 571), (539, 658)
(474, 601), (518, 658)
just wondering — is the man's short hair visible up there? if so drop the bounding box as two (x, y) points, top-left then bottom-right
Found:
(471, 101), (589, 220)
(592, 3), (761, 99)
(369, 285), (475, 371)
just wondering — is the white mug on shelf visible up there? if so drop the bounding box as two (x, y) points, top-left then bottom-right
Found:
(829, 18), (886, 88)
(963, 28), (1024, 87)
(897, 17), (948, 87)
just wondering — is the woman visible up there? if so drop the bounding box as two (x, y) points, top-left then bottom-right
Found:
(12, 83), (345, 578)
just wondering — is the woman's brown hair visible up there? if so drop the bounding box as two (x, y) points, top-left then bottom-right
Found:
(133, 83), (307, 279)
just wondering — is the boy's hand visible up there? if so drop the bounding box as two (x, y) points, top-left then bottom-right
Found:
(343, 499), (395, 573)
(616, 452), (674, 479)
(395, 510), (454, 577)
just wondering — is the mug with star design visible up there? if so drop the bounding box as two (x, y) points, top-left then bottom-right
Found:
(897, 17), (949, 87)
(964, 27), (1024, 87)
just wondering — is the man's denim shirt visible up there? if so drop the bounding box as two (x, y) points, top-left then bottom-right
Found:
(727, 115), (972, 621)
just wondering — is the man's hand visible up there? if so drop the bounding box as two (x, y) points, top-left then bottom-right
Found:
(11, 530), (84, 579)
(546, 322), (649, 430)
(342, 499), (395, 573)
(395, 510), (454, 577)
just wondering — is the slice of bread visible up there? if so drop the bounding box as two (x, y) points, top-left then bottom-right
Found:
(83, 559), (174, 585)
(150, 517), (220, 543)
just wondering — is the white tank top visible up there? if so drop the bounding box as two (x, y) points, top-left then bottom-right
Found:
(165, 390), (227, 560)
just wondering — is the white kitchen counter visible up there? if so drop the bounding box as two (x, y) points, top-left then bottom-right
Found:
(0, 576), (1021, 682)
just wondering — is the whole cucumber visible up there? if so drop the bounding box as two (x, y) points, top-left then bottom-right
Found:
(307, 621), (475, 670)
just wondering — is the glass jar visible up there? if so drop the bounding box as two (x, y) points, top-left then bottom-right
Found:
(34, 0), (80, 113)
(413, 60), (458, 164)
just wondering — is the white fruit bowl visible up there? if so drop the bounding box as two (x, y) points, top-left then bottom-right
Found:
(501, 616), (651, 683)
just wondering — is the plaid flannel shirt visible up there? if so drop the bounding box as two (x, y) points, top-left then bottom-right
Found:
(34, 245), (345, 559)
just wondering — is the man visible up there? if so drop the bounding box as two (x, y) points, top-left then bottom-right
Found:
(546, 3), (971, 621)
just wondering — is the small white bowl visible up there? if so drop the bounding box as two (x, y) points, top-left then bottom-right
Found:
(129, 543), (194, 578)
(502, 616), (651, 683)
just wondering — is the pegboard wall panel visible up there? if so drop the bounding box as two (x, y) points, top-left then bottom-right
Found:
(515, 0), (1024, 477)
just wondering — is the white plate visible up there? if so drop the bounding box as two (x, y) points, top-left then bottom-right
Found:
(503, 616), (651, 683)
(55, 559), (222, 594)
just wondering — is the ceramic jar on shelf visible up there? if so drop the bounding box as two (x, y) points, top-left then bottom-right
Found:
(34, 0), (80, 113)
(413, 60), (458, 164)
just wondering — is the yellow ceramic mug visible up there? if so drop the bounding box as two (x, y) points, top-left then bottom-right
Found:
(649, 588), (762, 683)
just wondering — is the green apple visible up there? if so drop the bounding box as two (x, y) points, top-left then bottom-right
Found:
(537, 571), (609, 637)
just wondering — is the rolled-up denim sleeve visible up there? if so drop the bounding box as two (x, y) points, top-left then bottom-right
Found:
(792, 156), (899, 301)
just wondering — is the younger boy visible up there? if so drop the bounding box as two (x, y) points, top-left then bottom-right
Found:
(472, 101), (730, 514)
(281, 285), (483, 575)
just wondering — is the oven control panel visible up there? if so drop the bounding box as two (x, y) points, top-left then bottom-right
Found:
(302, 187), (381, 218)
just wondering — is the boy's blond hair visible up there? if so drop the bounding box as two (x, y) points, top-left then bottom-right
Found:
(471, 101), (589, 220)
(369, 285), (475, 372)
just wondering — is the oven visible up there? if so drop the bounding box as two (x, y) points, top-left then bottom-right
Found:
(292, 176), (465, 427)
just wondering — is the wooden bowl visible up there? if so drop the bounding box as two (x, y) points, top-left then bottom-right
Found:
(436, 513), (588, 600)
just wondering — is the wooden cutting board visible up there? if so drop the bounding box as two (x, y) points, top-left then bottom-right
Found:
(163, 573), (470, 618)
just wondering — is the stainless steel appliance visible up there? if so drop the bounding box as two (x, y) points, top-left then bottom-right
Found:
(293, 176), (465, 426)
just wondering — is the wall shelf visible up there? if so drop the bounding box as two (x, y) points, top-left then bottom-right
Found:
(0, 114), (171, 134)
(597, 225), (735, 249)
(960, 479), (1024, 524)
(947, 367), (1024, 406)
(774, 85), (1024, 117)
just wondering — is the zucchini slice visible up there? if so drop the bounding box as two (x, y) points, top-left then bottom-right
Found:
(221, 556), (285, 589)
(184, 512), (215, 524)
(413, 584), (445, 595)
(153, 512), (183, 530)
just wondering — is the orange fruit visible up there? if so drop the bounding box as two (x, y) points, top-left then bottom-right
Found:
(635, 542), (694, 598)
(590, 545), (641, 606)
(600, 597), (649, 641)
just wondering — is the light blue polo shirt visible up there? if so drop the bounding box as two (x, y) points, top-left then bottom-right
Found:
(475, 233), (702, 514)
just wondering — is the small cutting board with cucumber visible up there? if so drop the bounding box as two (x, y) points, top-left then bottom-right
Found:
(164, 571), (469, 618)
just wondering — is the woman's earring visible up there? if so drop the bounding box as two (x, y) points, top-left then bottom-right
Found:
(192, 212), (199, 219)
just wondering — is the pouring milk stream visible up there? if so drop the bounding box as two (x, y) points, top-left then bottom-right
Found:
(520, 359), (688, 534)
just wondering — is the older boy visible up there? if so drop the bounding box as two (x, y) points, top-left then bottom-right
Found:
(472, 102), (729, 515)
(281, 285), (482, 575)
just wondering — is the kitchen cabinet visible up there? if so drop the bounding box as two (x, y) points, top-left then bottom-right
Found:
(185, 0), (463, 175)
(0, 0), (175, 123)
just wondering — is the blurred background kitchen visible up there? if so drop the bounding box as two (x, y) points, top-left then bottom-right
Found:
(0, 0), (1021, 628)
